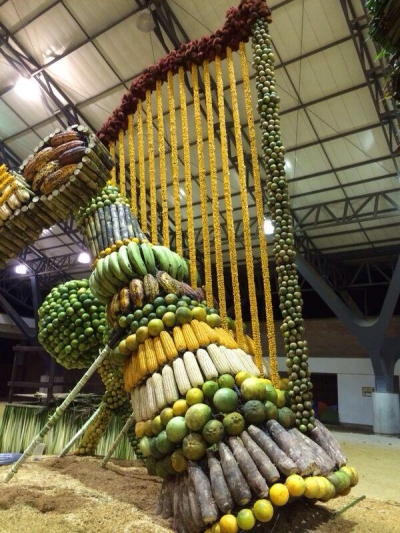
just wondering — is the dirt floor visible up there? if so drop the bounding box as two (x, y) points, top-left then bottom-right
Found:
(0, 430), (400, 533)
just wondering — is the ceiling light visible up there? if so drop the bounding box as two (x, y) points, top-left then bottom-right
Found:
(179, 188), (186, 197)
(78, 252), (91, 264)
(136, 11), (155, 33)
(15, 264), (28, 275)
(14, 75), (41, 100)
(263, 218), (274, 235)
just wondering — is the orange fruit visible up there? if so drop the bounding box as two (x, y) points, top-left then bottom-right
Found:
(235, 371), (252, 387)
(173, 399), (188, 416)
(148, 318), (165, 337)
(304, 477), (320, 499)
(285, 474), (306, 497)
(219, 514), (238, 533)
(171, 448), (187, 473)
(253, 499), (274, 522)
(134, 421), (146, 438)
(186, 387), (204, 406)
(236, 508), (256, 531)
(191, 306), (207, 322)
(269, 483), (290, 506)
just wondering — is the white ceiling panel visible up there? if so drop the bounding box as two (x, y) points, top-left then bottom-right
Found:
(0, 0), (57, 32)
(0, 100), (27, 138)
(78, 85), (128, 131)
(2, 87), (57, 128)
(4, 131), (42, 160)
(0, 59), (19, 93)
(285, 145), (331, 178)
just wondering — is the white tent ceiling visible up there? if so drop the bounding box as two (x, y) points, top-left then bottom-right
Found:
(0, 0), (399, 280)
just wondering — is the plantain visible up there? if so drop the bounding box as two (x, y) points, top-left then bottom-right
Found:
(119, 287), (131, 314)
(129, 278), (145, 308)
(143, 273), (159, 302)
(109, 293), (121, 325)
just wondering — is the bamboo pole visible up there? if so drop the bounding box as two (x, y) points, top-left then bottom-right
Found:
(2, 329), (123, 483)
(58, 404), (104, 458)
(101, 411), (135, 467)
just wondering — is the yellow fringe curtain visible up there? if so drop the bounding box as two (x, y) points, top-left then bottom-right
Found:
(136, 100), (147, 233)
(156, 80), (169, 248)
(203, 60), (227, 324)
(239, 42), (279, 384)
(226, 47), (263, 372)
(109, 141), (116, 186)
(146, 90), (157, 243)
(191, 63), (213, 307)
(178, 67), (196, 288)
(167, 70), (182, 256)
(215, 56), (244, 344)
(127, 114), (137, 217)
(118, 129), (126, 198)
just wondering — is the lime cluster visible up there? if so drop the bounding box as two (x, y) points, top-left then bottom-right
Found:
(252, 18), (314, 432)
(38, 279), (110, 369)
(76, 403), (113, 456)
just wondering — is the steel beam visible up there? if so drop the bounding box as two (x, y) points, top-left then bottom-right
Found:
(0, 289), (36, 341)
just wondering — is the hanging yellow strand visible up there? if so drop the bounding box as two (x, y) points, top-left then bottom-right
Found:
(146, 90), (158, 243)
(178, 67), (196, 287)
(109, 141), (116, 186)
(118, 129), (126, 198)
(215, 56), (244, 343)
(192, 63), (213, 307)
(227, 46), (263, 373)
(203, 60), (227, 327)
(239, 41), (279, 384)
(167, 70), (182, 256)
(156, 80), (169, 248)
(137, 100), (148, 233)
(127, 114), (137, 217)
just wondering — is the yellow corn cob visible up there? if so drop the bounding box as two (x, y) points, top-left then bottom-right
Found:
(245, 334), (256, 356)
(152, 372), (167, 411)
(145, 338), (158, 373)
(233, 348), (261, 377)
(137, 343), (148, 380)
(153, 335), (167, 366)
(172, 357), (192, 395)
(146, 377), (157, 420)
(131, 354), (141, 388)
(139, 384), (149, 421)
(199, 320), (220, 344)
(183, 351), (204, 387)
(238, 335), (251, 354)
(219, 346), (243, 374)
(182, 323), (200, 352)
(131, 387), (142, 422)
(190, 320), (210, 347)
(162, 365), (179, 404)
(196, 348), (219, 380)
(124, 356), (132, 392)
(160, 330), (179, 361)
(173, 326), (187, 353)
(215, 327), (239, 349)
(207, 343), (231, 374)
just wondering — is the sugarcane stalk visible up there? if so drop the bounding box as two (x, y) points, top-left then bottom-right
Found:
(58, 404), (104, 458)
(74, 167), (99, 191)
(85, 147), (108, 176)
(46, 193), (70, 218)
(27, 200), (54, 226)
(88, 214), (99, 257)
(97, 206), (109, 249)
(3, 222), (27, 248)
(2, 329), (124, 483)
(109, 203), (121, 242)
(104, 204), (114, 246)
(93, 210), (104, 252)
(123, 204), (135, 239)
(88, 137), (114, 171)
(81, 156), (103, 181)
(67, 176), (92, 205)
(101, 411), (135, 467)
(116, 202), (128, 240)
(84, 216), (97, 257)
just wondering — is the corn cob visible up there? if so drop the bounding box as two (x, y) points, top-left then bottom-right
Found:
(183, 351), (204, 388)
(182, 323), (200, 352)
(153, 335), (167, 366)
(215, 327), (239, 349)
(219, 346), (243, 374)
(207, 343), (231, 374)
(190, 319), (210, 347)
(172, 357), (192, 395)
(159, 330), (178, 361)
(198, 320), (220, 344)
(196, 348), (219, 380)
(131, 387), (142, 422)
(146, 377), (158, 420)
(124, 356), (132, 392)
(140, 384), (149, 421)
(145, 338), (158, 373)
(152, 372), (167, 411)
(233, 348), (261, 377)
(138, 343), (148, 380)
(245, 334), (256, 356)
(131, 354), (141, 389)
(173, 326), (187, 353)
(162, 365), (179, 404)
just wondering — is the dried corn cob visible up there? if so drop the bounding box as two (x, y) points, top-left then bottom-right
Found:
(215, 327), (239, 349)
(173, 326), (187, 353)
(183, 351), (204, 388)
(245, 334), (256, 356)
(207, 344), (231, 375)
(182, 323), (200, 352)
(160, 330), (179, 361)
(124, 356), (132, 392)
(23, 147), (54, 181)
(146, 377), (158, 420)
(145, 338), (158, 373)
(195, 348), (219, 380)
(152, 372), (167, 411)
(131, 354), (141, 389)
(139, 384), (149, 421)
(219, 346), (244, 375)
(162, 365), (179, 404)
(131, 386), (142, 422)
(172, 358), (192, 395)
(233, 348), (261, 377)
(40, 164), (77, 195)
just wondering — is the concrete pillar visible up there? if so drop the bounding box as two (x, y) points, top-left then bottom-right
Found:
(372, 392), (400, 435)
